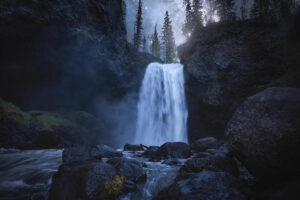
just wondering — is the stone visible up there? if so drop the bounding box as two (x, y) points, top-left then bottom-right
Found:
(191, 137), (221, 152)
(226, 87), (300, 183)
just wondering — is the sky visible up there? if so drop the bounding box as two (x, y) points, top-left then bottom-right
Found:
(125, 0), (187, 46)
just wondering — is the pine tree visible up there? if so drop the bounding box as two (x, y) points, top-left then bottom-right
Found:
(216, 0), (235, 21)
(142, 36), (147, 52)
(122, 0), (126, 23)
(133, 0), (143, 50)
(151, 25), (161, 58)
(240, 0), (247, 20)
(192, 0), (203, 28)
(182, 0), (193, 37)
(162, 11), (176, 63)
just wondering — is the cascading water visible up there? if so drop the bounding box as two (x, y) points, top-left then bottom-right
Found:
(135, 62), (188, 146)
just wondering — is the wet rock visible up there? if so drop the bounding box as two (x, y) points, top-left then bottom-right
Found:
(124, 144), (144, 151)
(226, 87), (300, 183)
(191, 137), (221, 152)
(181, 146), (239, 176)
(49, 161), (116, 200)
(63, 144), (122, 163)
(162, 159), (181, 166)
(157, 142), (191, 159)
(106, 158), (146, 183)
(142, 146), (159, 158)
(90, 144), (123, 159)
(155, 171), (248, 200)
(123, 180), (137, 191)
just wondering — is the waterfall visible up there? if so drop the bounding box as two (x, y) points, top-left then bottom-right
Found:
(135, 62), (188, 146)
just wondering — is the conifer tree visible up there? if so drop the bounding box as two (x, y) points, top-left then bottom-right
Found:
(151, 25), (161, 58)
(162, 11), (176, 63)
(133, 0), (143, 50)
(240, 0), (247, 20)
(142, 36), (147, 52)
(192, 0), (203, 28)
(183, 0), (193, 37)
(216, 0), (235, 21)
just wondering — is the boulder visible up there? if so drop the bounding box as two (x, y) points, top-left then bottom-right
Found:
(63, 144), (122, 163)
(90, 144), (123, 159)
(124, 144), (144, 151)
(154, 171), (248, 200)
(142, 146), (159, 159)
(157, 142), (191, 160)
(226, 87), (300, 183)
(191, 137), (221, 152)
(106, 158), (146, 183)
(49, 161), (117, 200)
(181, 146), (239, 176)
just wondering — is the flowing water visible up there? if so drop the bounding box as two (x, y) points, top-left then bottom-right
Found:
(0, 149), (62, 200)
(135, 63), (188, 146)
(119, 150), (187, 200)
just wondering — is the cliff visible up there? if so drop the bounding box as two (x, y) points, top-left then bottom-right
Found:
(179, 17), (300, 141)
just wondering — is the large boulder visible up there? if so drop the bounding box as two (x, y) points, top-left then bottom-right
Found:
(226, 87), (300, 183)
(154, 171), (248, 200)
(106, 158), (146, 183)
(181, 146), (239, 176)
(157, 142), (191, 160)
(49, 161), (117, 200)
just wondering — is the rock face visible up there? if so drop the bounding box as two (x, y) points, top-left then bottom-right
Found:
(178, 22), (294, 141)
(0, 0), (155, 111)
(226, 87), (300, 183)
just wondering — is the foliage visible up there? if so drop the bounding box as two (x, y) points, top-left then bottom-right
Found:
(251, 0), (296, 23)
(183, 0), (193, 37)
(151, 25), (161, 58)
(183, 0), (203, 37)
(162, 11), (176, 63)
(34, 112), (72, 132)
(216, 0), (235, 21)
(0, 98), (31, 126)
(133, 0), (143, 50)
(104, 176), (125, 199)
(192, 0), (203, 28)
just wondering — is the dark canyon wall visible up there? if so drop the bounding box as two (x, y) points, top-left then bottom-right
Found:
(179, 17), (300, 142)
(0, 0), (154, 112)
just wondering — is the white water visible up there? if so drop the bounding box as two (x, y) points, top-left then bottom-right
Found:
(135, 63), (188, 146)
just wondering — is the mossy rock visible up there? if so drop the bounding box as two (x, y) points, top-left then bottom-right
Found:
(104, 175), (125, 199)
(30, 111), (73, 132)
(0, 98), (31, 126)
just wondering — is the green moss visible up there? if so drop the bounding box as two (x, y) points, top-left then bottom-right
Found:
(0, 98), (31, 126)
(104, 176), (125, 199)
(35, 112), (72, 132)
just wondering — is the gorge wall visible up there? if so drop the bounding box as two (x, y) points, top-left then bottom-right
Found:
(179, 17), (300, 141)
(0, 0), (155, 112)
